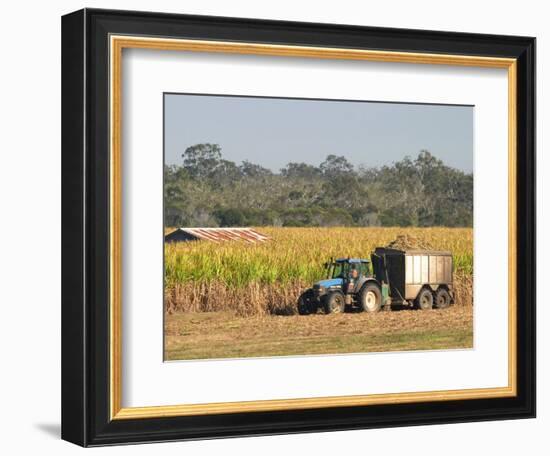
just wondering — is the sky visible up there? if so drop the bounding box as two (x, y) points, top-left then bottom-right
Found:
(164, 93), (473, 173)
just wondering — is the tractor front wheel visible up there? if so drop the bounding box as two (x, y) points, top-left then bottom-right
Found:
(297, 289), (316, 315)
(322, 292), (345, 314)
(359, 283), (382, 313)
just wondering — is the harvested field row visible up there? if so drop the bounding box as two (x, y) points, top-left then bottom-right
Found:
(165, 272), (473, 317)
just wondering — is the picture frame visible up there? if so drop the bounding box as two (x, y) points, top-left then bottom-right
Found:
(61, 8), (535, 447)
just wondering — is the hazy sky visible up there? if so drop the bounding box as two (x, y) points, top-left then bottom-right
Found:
(164, 93), (473, 173)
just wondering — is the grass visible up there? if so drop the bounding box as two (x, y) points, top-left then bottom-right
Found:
(164, 305), (473, 360)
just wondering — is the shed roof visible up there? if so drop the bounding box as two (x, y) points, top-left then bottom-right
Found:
(166, 227), (269, 243)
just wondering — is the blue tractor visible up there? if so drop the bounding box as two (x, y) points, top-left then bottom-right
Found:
(297, 258), (390, 315)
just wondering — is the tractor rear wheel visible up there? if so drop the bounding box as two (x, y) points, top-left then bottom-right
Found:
(297, 289), (315, 315)
(415, 288), (434, 310)
(359, 283), (382, 313)
(434, 288), (451, 309)
(322, 292), (345, 314)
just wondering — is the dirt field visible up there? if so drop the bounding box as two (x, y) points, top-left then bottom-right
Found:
(164, 305), (473, 360)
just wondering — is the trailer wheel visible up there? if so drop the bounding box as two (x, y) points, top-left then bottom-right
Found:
(415, 288), (434, 310)
(434, 288), (451, 309)
(297, 289), (315, 315)
(359, 283), (382, 313)
(322, 292), (345, 314)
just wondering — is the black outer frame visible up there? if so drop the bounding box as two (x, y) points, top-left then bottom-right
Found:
(61, 8), (536, 447)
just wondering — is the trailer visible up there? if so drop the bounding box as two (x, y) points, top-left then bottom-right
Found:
(372, 248), (454, 310)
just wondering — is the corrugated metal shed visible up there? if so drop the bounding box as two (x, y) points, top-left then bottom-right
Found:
(165, 227), (269, 244)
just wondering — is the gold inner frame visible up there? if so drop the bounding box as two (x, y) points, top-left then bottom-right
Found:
(109, 35), (518, 420)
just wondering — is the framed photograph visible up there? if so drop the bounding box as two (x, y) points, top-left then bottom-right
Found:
(61, 8), (535, 446)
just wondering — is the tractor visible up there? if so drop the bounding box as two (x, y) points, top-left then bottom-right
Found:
(297, 249), (455, 315)
(297, 258), (390, 315)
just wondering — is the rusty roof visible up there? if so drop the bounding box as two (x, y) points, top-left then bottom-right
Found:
(172, 227), (269, 243)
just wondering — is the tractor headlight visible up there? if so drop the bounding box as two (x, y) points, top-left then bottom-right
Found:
(313, 284), (326, 296)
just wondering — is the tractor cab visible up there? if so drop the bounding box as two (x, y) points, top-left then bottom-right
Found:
(311, 258), (373, 299)
(325, 258), (372, 281)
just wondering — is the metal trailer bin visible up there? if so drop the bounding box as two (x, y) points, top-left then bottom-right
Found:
(372, 248), (454, 305)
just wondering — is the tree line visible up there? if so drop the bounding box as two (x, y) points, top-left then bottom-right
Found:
(164, 143), (473, 227)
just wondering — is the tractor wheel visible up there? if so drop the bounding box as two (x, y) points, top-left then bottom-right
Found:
(434, 288), (451, 309)
(415, 288), (434, 310)
(322, 292), (345, 314)
(359, 283), (382, 313)
(297, 289), (315, 315)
